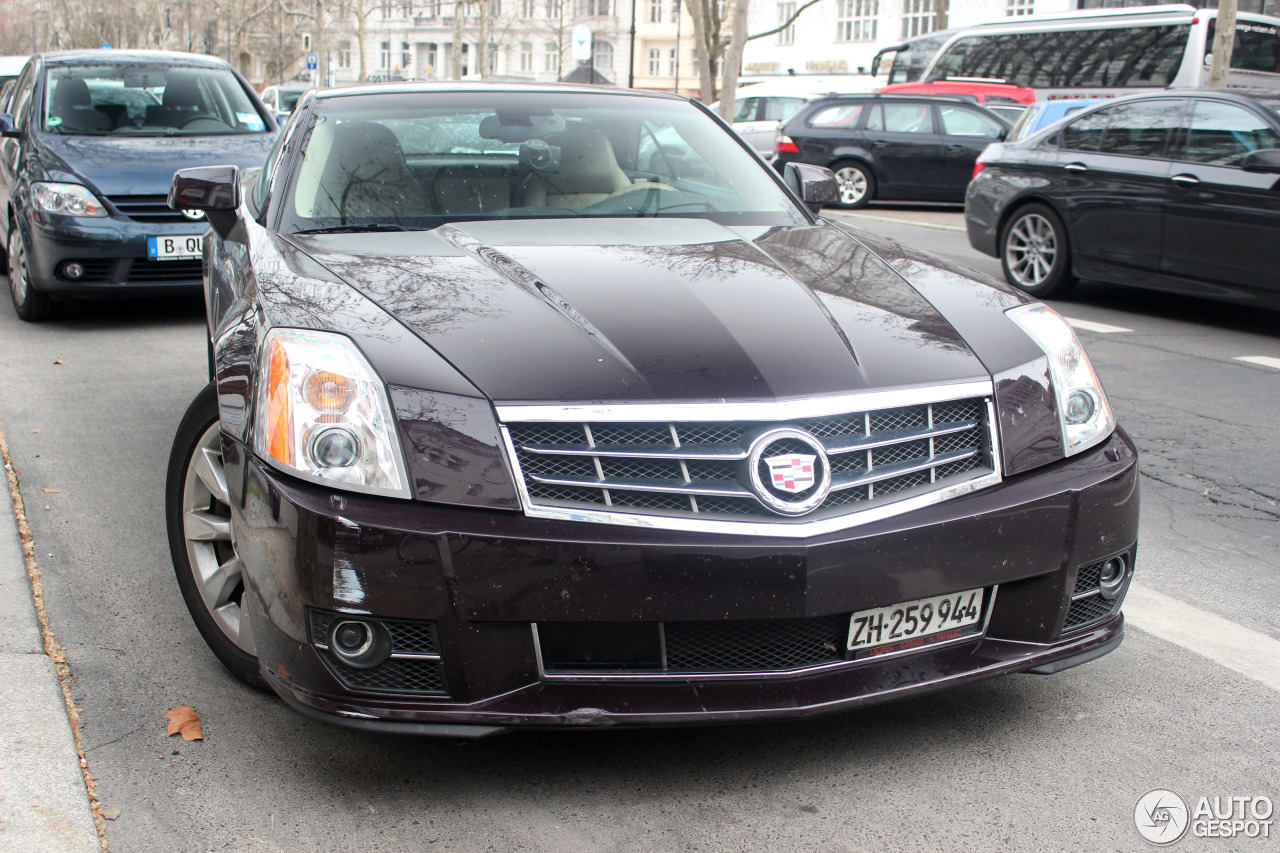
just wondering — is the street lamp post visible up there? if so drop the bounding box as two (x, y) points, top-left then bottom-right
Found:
(673, 0), (681, 94)
(628, 0), (637, 87)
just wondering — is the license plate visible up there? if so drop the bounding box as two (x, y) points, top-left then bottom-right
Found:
(147, 235), (202, 260)
(848, 587), (989, 659)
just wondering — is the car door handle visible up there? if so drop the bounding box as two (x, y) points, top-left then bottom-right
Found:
(870, 139), (891, 147)
(947, 144), (969, 152)
(1171, 174), (1200, 187)
(1064, 163), (1088, 172)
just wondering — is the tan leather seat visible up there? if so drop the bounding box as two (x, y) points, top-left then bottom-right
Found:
(523, 124), (632, 209)
(311, 121), (434, 220)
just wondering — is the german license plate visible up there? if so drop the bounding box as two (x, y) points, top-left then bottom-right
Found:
(147, 234), (202, 261)
(848, 587), (988, 659)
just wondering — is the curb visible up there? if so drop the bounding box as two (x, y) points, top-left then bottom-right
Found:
(0, 433), (100, 853)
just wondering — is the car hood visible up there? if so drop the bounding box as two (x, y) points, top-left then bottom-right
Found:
(289, 218), (991, 405)
(35, 132), (277, 196)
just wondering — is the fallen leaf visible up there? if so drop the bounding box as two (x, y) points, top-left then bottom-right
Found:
(44, 505), (50, 511)
(53, 359), (63, 365)
(79, 758), (87, 768)
(42, 488), (59, 493)
(102, 808), (121, 821)
(29, 428), (40, 434)
(277, 664), (290, 680)
(164, 705), (204, 741)
(85, 778), (98, 788)
(51, 653), (66, 663)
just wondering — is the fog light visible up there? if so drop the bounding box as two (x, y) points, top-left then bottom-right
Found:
(61, 261), (85, 280)
(327, 618), (391, 669)
(1064, 389), (1096, 425)
(1098, 557), (1127, 600)
(310, 427), (360, 468)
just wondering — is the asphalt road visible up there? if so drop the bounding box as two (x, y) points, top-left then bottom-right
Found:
(0, 207), (1277, 852)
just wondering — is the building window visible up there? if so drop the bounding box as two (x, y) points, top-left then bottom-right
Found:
(717, 0), (727, 17)
(669, 47), (677, 75)
(901, 0), (933, 38)
(521, 41), (534, 70)
(546, 0), (562, 16)
(593, 40), (614, 70)
(670, 0), (679, 21)
(649, 0), (663, 22)
(401, 41), (411, 69)
(576, 0), (609, 15)
(776, 1), (796, 45)
(380, 40), (391, 68)
(545, 41), (560, 71)
(836, 0), (877, 41)
(520, 0), (537, 15)
(380, 0), (392, 18)
(490, 0), (501, 16)
(648, 47), (661, 74)
(1006, 0), (1033, 15)
(337, 43), (352, 68)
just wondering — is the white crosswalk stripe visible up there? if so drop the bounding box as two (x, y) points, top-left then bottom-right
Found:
(1234, 356), (1280, 371)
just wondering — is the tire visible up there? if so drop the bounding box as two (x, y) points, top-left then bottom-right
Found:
(7, 224), (60, 322)
(165, 383), (266, 689)
(1000, 203), (1076, 299)
(830, 161), (876, 209)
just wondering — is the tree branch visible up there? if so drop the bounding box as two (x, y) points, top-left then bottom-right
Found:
(746, 0), (821, 42)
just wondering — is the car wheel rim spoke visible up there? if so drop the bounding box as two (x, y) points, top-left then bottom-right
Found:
(182, 422), (253, 654)
(9, 234), (27, 307)
(1007, 214), (1057, 287)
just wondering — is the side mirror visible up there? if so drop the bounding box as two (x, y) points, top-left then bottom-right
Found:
(1241, 148), (1280, 175)
(169, 165), (240, 238)
(0, 114), (19, 138)
(784, 162), (838, 214)
(996, 128), (1008, 141)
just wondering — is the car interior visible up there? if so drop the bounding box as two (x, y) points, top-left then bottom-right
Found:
(294, 110), (744, 223)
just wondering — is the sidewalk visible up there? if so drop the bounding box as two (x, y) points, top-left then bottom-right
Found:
(0, 478), (99, 852)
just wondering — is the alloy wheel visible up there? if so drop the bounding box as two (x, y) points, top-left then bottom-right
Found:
(834, 166), (869, 206)
(181, 422), (253, 654)
(1005, 213), (1059, 289)
(8, 228), (29, 308)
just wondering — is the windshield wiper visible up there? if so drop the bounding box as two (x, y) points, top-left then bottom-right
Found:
(292, 223), (411, 235)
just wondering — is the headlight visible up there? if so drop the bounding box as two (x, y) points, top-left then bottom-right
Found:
(31, 182), (108, 217)
(254, 328), (410, 498)
(1006, 303), (1115, 456)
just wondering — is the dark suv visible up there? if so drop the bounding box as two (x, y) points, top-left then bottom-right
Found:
(774, 94), (1010, 208)
(966, 89), (1280, 308)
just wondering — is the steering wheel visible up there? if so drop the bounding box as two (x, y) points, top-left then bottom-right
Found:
(607, 180), (680, 198)
(177, 114), (222, 130)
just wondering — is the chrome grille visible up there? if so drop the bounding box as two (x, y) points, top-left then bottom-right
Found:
(107, 194), (189, 223)
(504, 392), (997, 529)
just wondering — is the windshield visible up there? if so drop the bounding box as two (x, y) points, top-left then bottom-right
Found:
(282, 91), (806, 232)
(43, 64), (269, 136)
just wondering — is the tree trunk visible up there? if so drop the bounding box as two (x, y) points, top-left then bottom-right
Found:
(357, 3), (368, 82)
(684, 0), (716, 102)
(934, 0), (948, 34)
(452, 0), (466, 79)
(717, 0), (747, 122)
(1207, 0), (1237, 88)
(478, 0), (490, 78)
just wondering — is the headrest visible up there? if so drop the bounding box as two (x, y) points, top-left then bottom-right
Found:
(52, 77), (92, 111)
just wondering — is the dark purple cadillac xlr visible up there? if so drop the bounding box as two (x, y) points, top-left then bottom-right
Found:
(165, 83), (1137, 737)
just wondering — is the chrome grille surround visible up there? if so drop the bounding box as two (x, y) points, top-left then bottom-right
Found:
(497, 380), (1003, 537)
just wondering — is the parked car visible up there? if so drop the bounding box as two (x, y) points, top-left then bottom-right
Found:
(164, 82), (1136, 736)
(967, 89), (1280, 307)
(775, 93), (1011, 208)
(1005, 98), (1108, 142)
(878, 78), (1034, 106)
(0, 50), (278, 320)
(259, 81), (311, 118)
(710, 77), (878, 159)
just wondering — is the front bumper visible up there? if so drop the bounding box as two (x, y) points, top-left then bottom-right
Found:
(20, 208), (206, 296)
(226, 427), (1139, 732)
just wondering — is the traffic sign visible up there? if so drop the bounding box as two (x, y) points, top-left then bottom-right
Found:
(305, 52), (318, 70)
(571, 25), (591, 62)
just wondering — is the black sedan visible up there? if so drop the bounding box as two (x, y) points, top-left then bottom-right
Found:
(774, 94), (1010, 208)
(165, 83), (1136, 736)
(0, 50), (277, 321)
(966, 89), (1280, 307)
